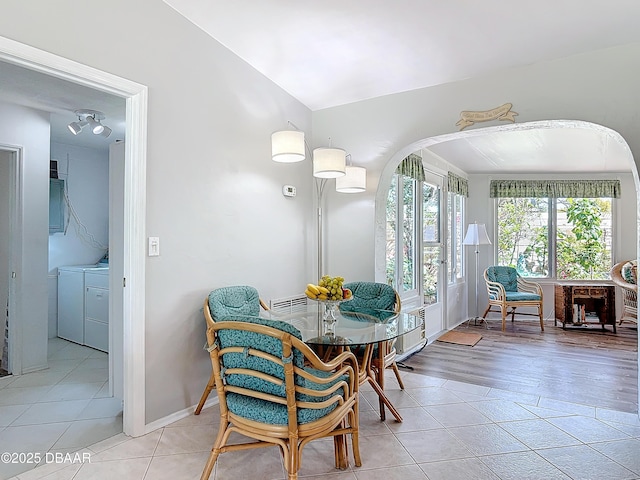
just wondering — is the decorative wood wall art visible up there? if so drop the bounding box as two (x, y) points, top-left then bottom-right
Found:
(456, 103), (518, 130)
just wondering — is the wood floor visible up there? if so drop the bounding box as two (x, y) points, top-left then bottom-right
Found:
(404, 317), (638, 414)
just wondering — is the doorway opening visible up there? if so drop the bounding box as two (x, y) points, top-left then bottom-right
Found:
(0, 35), (148, 437)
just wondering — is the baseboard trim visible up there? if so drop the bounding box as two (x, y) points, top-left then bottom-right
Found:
(144, 398), (220, 434)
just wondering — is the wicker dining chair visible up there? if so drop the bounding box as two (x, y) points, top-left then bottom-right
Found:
(194, 285), (270, 415)
(340, 282), (404, 389)
(610, 260), (637, 325)
(200, 314), (361, 480)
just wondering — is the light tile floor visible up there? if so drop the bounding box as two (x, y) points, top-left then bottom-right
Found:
(3, 364), (639, 480)
(0, 338), (123, 480)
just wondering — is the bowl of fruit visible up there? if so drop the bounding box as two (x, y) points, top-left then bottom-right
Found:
(305, 276), (352, 322)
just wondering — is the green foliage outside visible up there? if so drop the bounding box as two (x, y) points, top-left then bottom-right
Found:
(386, 175), (416, 290)
(498, 197), (611, 279)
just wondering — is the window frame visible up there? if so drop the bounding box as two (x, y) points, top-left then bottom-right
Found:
(495, 196), (615, 280)
(447, 191), (465, 284)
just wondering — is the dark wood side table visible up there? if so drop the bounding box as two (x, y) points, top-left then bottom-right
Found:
(554, 283), (616, 333)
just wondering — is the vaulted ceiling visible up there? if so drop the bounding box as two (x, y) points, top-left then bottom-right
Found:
(2, 1), (639, 170)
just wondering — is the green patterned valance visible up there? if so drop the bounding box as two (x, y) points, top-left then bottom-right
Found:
(489, 180), (621, 199)
(448, 172), (469, 197)
(396, 153), (425, 182)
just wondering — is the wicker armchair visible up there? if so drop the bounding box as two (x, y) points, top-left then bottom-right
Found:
(482, 266), (544, 331)
(610, 260), (637, 325)
(200, 314), (361, 480)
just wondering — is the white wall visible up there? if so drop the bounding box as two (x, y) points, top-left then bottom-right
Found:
(0, 101), (50, 373)
(0, 0), (313, 423)
(47, 142), (109, 338)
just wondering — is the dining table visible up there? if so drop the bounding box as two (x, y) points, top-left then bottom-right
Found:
(262, 300), (424, 423)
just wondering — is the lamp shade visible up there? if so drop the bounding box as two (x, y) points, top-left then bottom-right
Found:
(313, 147), (346, 178)
(462, 223), (492, 246)
(336, 166), (366, 193)
(67, 121), (82, 135)
(67, 119), (88, 135)
(97, 125), (112, 138)
(271, 130), (305, 163)
(86, 115), (104, 134)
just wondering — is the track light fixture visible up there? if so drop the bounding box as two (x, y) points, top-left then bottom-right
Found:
(68, 109), (112, 138)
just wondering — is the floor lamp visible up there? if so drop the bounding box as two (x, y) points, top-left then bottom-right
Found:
(463, 222), (492, 327)
(272, 125), (366, 278)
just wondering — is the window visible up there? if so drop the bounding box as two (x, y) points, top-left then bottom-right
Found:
(446, 172), (467, 283)
(386, 154), (436, 302)
(492, 180), (619, 280)
(447, 192), (464, 282)
(387, 155), (462, 306)
(423, 182), (440, 305)
(386, 172), (419, 293)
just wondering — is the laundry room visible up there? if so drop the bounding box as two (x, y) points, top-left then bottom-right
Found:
(49, 138), (110, 348)
(0, 73), (124, 376)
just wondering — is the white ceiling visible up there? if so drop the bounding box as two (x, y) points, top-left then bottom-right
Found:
(0, 61), (126, 152)
(163, 0), (640, 111)
(2, 1), (639, 171)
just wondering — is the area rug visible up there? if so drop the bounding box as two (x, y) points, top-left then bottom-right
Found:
(436, 330), (482, 347)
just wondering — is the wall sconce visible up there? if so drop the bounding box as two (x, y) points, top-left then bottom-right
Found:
(68, 109), (112, 138)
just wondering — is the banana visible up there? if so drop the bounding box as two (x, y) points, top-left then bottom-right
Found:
(317, 286), (330, 294)
(305, 289), (317, 299)
(317, 294), (328, 300)
(306, 284), (320, 295)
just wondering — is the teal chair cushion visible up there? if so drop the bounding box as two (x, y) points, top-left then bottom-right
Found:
(486, 266), (518, 292)
(226, 377), (344, 425)
(622, 260), (637, 285)
(217, 315), (305, 397)
(208, 285), (261, 320)
(339, 282), (398, 356)
(504, 292), (541, 301)
(340, 282), (397, 313)
(217, 316), (346, 425)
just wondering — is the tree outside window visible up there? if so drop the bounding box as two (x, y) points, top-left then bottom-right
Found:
(497, 197), (612, 279)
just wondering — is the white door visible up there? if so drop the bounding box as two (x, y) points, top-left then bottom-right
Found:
(421, 172), (445, 338)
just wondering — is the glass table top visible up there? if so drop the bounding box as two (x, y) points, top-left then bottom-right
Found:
(261, 302), (424, 347)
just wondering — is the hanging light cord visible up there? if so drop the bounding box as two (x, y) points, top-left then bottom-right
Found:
(61, 154), (108, 251)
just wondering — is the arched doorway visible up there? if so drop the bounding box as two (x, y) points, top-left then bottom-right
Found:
(374, 119), (639, 417)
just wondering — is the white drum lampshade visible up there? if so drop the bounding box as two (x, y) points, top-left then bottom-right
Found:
(271, 130), (305, 163)
(313, 147), (346, 178)
(336, 166), (366, 193)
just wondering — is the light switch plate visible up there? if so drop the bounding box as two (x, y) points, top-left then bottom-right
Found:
(148, 237), (160, 256)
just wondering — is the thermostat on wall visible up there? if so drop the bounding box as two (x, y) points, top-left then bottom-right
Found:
(282, 185), (296, 197)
